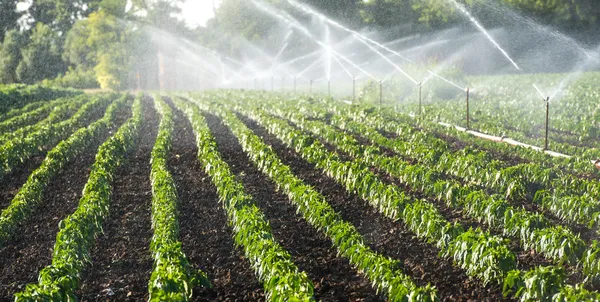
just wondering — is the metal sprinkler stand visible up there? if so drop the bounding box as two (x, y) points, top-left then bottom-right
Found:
(379, 80), (383, 109)
(544, 96), (550, 150)
(418, 82), (422, 116)
(310, 79), (313, 94)
(352, 77), (356, 102)
(466, 87), (470, 129)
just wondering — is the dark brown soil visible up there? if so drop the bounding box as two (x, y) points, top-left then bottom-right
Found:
(0, 155), (45, 209)
(205, 112), (383, 301)
(0, 99), (115, 208)
(305, 115), (569, 275)
(169, 105), (265, 301)
(0, 104), (129, 299)
(77, 96), (156, 301)
(336, 119), (599, 247)
(240, 114), (513, 302)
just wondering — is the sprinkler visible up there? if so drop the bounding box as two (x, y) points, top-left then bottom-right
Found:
(544, 96), (550, 150)
(294, 76), (297, 93)
(310, 79), (313, 94)
(352, 76), (356, 102)
(271, 76), (274, 91)
(418, 82), (422, 116)
(328, 79), (331, 96)
(466, 87), (470, 129)
(379, 80), (383, 109)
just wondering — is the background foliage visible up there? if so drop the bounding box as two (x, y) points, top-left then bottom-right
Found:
(0, 0), (597, 90)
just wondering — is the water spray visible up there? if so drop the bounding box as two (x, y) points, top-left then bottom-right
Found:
(426, 71), (465, 91)
(533, 84), (546, 100)
(447, 0), (521, 71)
(252, 0), (377, 82)
(285, 0), (414, 64)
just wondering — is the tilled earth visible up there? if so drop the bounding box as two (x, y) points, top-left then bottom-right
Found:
(238, 113), (512, 301)
(0, 104), (130, 299)
(3, 96), (583, 301)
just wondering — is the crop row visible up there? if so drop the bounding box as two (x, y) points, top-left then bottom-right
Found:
(0, 95), (88, 146)
(0, 84), (80, 116)
(417, 116), (597, 175)
(193, 98), (438, 301)
(221, 94), (598, 301)
(263, 101), (600, 282)
(172, 97), (315, 300)
(318, 100), (600, 230)
(15, 94), (142, 301)
(148, 95), (210, 300)
(0, 96), (70, 134)
(393, 73), (600, 159)
(0, 94), (113, 180)
(0, 94), (129, 247)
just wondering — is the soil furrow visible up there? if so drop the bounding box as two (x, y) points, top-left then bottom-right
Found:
(77, 96), (156, 301)
(169, 104), (265, 301)
(0, 155), (45, 209)
(0, 103), (130, 299)
(205, 113), (383, 301)
(240, 114), (511, 302)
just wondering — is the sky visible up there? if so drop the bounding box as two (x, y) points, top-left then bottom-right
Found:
(178, 0), (222, 27)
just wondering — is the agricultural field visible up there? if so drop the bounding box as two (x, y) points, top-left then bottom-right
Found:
(0, 83), (600, 301)
(385, 71), (600, 160)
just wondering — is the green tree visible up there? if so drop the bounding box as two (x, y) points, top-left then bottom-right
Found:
(85, 10), (136, 90)
(360, 0), (420, 28)
(27, 0), (102, 34)
(16, 23), (65, 84)
(502, 0), (600, 27)
(0, 30), (28, 84)
(0, 0), (22, 41)
(63, 19), (96, 68)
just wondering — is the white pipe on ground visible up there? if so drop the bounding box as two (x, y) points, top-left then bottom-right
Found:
(436, 122), (600, 169)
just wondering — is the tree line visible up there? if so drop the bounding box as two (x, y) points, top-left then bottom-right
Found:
(0, 0), (597, 90)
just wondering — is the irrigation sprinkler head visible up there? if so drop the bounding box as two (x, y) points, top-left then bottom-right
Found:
(545, 96), (550, 103)
(466, 87), (470, 93)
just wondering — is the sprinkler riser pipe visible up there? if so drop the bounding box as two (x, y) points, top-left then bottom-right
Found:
(466, 88), (470, 129)
(544, 97), (550, 150)
(352, 77), (356, 101)
(419, 83), (422, 116)
(379, 80), (383, 109)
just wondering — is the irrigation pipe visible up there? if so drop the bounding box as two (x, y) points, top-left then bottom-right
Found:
(436, 122), (600, 170)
